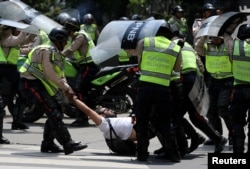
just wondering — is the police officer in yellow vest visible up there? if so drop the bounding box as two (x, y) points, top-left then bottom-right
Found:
(173, 30), (227, 153)
(195, 34), (234, 145)
(124, 21), (182, 162)
(62, 17), (100, 127)
(80, 13), (99, 44)
(18, 27), (88, 155)
(228, 24), (250, 153)
(0, 25), (32, 144)
(168, 6), (188, 40)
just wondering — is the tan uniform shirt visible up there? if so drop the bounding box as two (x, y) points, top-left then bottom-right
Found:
(0, 29), (28, 56)
(20, 45), (71, 92)
(62, 33), (88, 59)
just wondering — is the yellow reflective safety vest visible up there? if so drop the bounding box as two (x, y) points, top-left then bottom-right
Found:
(0, 45), (7, 63)
(39, 30), (51, 45)
(19, 45), (64, 96)
(205, 43), (232, 79)
(73, 30), (95, 64)
(173, 40), (197, 74)
(169, 17), (188, 34)
(140, 36), (180, 87)
(80, 23), (98, 41)
(232, 40), (250, 85)
(0, 45), (19, 65)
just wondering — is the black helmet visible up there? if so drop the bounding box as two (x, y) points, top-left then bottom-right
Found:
(64, 17), (80, 32)
(131, 14), (142, 20)
(237, 24), (250, 40)
(173, 5), (184, 13)
(202, 3), (215, 12)
(56, 12), (71, 25)
(156, 21), (173, 39)
(48, 27), (68, 41)
(83, 13), (94, 24)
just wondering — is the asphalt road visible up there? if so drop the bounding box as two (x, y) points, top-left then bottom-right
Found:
(0, 109), (244, 169)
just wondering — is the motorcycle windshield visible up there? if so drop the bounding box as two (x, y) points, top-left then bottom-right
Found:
(90, 19), (166, 65)
(0, 0), (62, 34)
(0, 18), (39, 34)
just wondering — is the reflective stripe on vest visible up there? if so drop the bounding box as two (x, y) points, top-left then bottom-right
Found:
(205, 43), (232, 79)
(139, 36), (180, 87)
(73, 30), (95, 64)
(232, 40), (250, 84)
(19, 45), (63, 96)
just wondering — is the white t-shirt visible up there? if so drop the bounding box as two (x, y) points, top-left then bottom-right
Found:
(97, 117), (134, 140)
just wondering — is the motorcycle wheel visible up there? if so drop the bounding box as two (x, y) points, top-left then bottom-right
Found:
(22, 104), (44, 123)
(104, 86), (136, 114)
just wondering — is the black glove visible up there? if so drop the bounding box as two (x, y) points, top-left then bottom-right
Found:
(177, 39), (185, 48)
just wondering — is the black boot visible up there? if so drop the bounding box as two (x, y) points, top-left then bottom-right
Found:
(63, 140), (88, 155)
(41, 141), (64, 153)
(41, 120), (63, 153)
(52, 121), (88, 155)
(232, 134), (245, 153)
(175, 124), (189, 157)
(11, 105), (29, 130)
(214, 135), (227, 153)
(163, 132), (181, 162)
(70, 109), (89, 127)
(182, 118), (205, 153)
(0, 109), (10, 144)
(189, 133), (206, 153)
(136, 133), (149, 162)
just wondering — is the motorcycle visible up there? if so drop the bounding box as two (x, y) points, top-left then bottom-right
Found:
(22, 59), (139, 123)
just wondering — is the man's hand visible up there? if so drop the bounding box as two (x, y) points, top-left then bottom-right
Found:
(64, 88), (76, 103)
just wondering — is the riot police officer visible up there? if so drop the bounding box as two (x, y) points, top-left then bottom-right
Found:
(168, 6), (188, 40)
(124, 21), (182, 162)
(229, 24), (250, 153)
(62, 17), (100, 127)
(195, 33), (234, 146)
(19, 27), (88, 155)
(80, 13), (99, 44)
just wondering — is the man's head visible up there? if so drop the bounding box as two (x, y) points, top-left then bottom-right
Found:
(48, 27), (68, 51)
(202, 3), (215, 18)
(237, 24), (250, 41)
(173, 6), (184, 19)
(64, 17), (80, 36)
(83, 13), (94, 25)
(210, 36), (223, 45)
(156, 21), (173, 39)
(95, 107), (117, 118)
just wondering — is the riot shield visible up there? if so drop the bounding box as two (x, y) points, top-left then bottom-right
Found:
(0, 18), (39, 34)
(90, 19), (166, 65)
(196, 12), (249, 38)
(0, 0), (62, 34)
(196, 15), (218, 38)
